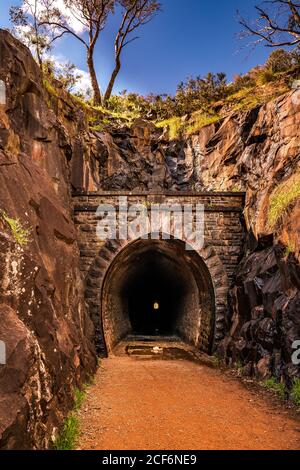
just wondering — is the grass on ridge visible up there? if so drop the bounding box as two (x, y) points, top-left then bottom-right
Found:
(156, 116), (183, 139)
(156, 112), (220, 139)
(185, 112), (220, 135)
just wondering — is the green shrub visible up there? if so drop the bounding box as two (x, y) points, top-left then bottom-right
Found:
(268, 173), (300, 229)
(291, 379), (300, 407)
(232, 73), (256, 92)
(234, 359), (244, 374)
(256, 68), (276, 86)
(186, 113), (220, 135)
(43, 79), (58, 98)
(54, 414), (80, 451)
(156, 116), (183, 140)
(266, 50), (293, 73)
(2, 212), (30, 246)
(54, 387), (87, 450)
(73, 387), (87, 411)
(212, 355), (222, 368)
(263, 378), (286, 400)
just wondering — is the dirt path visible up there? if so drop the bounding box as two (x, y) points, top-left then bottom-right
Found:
(78, 356), (300, 450)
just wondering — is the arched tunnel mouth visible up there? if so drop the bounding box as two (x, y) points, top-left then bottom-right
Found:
(101, 238), (216, 355)
(126, 250), (188, 336)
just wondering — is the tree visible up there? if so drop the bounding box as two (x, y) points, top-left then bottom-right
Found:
(265, 49), (294, 72)
(239, 0), (300, 48)
(290, 44), (300, 64)
(103, 0), (161, 104)
(173, 73), (228, 116)
(43, 57), (84, 92)
(41, 0), (115, 105)
(10, 0), (51, 68)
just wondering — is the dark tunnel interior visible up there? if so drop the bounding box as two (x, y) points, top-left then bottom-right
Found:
(102, 239), (215, 354)
(123, 251), (189, 336)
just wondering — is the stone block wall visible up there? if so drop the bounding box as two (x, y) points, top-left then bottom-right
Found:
(73, 191), (245, 284)
(72, 191), (245, 353)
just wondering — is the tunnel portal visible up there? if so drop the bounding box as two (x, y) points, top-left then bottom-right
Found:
(101, 238), (215, 354)
(73, 191), (245, 356)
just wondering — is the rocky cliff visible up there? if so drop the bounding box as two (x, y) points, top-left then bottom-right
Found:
(184, 98), (300, 385)
(0, 29), (299, 449)
(0, 31), (97, 449)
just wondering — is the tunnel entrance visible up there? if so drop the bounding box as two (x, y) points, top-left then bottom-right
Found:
(126, 250), (190, 337)
(101, 237), (216, 355)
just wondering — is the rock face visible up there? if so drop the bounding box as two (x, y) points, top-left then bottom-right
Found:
(220, 246), (300, 384)
(183, 96), (300, 385)
(187, 98), (300, 256)
(0, 31), (96, 449)
(71, 121), (197, 192)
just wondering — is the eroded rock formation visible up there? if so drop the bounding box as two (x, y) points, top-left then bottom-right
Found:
(0, 31), (96, 449)
(184, 96), (300, 384)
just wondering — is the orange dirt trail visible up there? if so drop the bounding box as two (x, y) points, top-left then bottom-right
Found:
(78, 356), (300, 450)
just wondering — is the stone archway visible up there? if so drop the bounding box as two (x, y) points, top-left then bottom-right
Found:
(85, 235), (229, 357)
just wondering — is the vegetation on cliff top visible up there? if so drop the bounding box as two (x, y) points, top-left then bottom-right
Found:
(43, 47), (300, 140)
(10, 0), (300, 116)
(12, 1), (300, 138)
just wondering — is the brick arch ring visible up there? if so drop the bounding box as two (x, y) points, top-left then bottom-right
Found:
(84, 234), (229, 357)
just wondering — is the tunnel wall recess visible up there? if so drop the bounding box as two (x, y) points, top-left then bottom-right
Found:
(73, 192), (245, 356)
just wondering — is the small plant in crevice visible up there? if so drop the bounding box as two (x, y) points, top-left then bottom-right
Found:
(234, 359), (244, 375)
(291, 378), (300, 407)
(54, 386), (88, 451)
(53, 413), (80, 451)
(73, 387), (87, 411)
(263, 377), (286, 400)
(268, 172), (300, 229)
(285, 240), (297, 257)
(212, 355), (222, 369)
(1, 212), (30, 246)
(43, 79), (59, 98)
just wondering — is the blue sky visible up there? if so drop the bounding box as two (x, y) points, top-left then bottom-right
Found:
(0, 0), (273, 95)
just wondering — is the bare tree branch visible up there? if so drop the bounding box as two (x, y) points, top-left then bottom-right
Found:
(239, 0), (300, 48)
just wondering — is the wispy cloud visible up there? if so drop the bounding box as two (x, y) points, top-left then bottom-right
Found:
(74, 68), (92, 94)
(22, 0), (87, 35)
(46, 52), (92, 94)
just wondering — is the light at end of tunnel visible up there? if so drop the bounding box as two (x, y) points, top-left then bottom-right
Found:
(153, 302), (159, 310)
